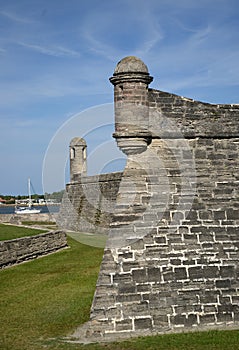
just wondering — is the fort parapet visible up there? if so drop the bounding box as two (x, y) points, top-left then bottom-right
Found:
(58, 172), (122, 234)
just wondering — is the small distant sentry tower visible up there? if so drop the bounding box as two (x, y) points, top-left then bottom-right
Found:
(69, 137), (87, 182)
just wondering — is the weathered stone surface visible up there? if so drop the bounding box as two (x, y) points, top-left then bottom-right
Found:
(67, 56), (239, 343)
(58, 172), (122, 234)
(0, 230), (67, 268)
(0, 213), (56, 225)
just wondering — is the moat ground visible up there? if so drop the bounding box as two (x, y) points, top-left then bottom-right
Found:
(0, 233), (238, 350)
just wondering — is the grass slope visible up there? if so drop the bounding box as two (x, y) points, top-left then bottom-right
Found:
(0, 223), (47, 241)
(0, 236), (103, 350)
(0, 234), (238, 350)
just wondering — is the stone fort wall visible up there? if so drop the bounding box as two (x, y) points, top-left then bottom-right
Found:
(88, 101), (238, 339)
(64, 56), (238, 341)
(58, 172), (122, 234)
(0, 230), (67, 269)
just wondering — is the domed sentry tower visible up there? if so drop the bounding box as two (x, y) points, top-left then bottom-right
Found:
(69, 137), (87, 182)
(110, 56), (153, 155)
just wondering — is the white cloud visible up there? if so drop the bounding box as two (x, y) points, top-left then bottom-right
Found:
(80, 2), (164, 61)
(0, 0), (238, 196)
(146, 19), (239, 94)
(0, 10), (35, 24)
(0, 64), (111, 109)
(18, 42), (81, 58)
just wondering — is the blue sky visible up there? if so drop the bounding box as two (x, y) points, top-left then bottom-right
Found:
(0, 0), (239, 195)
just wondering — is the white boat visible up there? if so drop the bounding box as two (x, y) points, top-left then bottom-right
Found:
(15, 206), (41, 214)
(15, 178), (41, 214)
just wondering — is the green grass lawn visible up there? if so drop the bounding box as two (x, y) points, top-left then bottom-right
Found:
(0, 223), (47, 241)
(0, 233), (238, 350)
(0, 236), (103, 350)
(67, 231), (107, 248)
(21, 221), (56, 226)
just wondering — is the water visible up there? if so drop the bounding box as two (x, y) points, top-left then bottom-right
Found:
(0, 205), (60, 215)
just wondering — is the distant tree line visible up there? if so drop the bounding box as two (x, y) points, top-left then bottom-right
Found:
(0, 190), (65, 204)
(44, 190), (65, 203)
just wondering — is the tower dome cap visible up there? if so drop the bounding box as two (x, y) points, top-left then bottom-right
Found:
(114, 56), (149, 74)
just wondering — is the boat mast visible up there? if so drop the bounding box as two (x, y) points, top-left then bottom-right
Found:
(28, 178), (32, 208)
